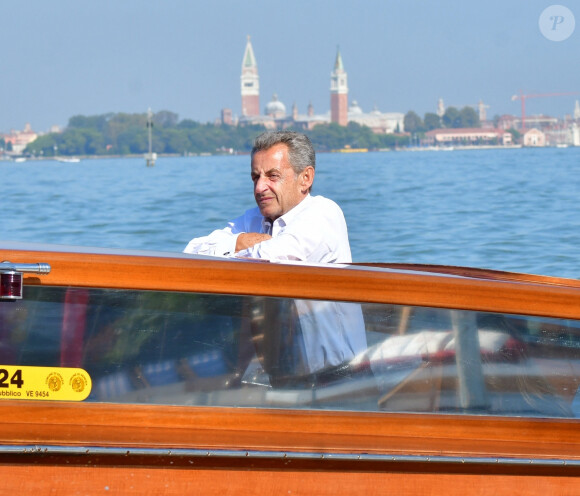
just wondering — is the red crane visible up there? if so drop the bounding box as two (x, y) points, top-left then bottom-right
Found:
(511, 90), (579, 132)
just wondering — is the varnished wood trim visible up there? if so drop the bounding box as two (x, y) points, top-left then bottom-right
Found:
(0, 402), (579, 461)
(1, 402), (579, 494)
(356, 262), (580, 288)
(3, 248), (580, 320)
(1, 464), (578, 495)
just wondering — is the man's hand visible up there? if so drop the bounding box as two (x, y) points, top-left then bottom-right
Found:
(235, 233), (272, 252)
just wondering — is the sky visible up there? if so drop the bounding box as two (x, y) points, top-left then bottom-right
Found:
(1, 0), (579, 132)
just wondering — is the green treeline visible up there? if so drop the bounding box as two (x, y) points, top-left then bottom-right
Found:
(24, 111), (410, 157)
(309, 122), (407, 150)
(403, 106), (481, 134)
(24, 106), (483, 158)
(26, 111), (263, 157)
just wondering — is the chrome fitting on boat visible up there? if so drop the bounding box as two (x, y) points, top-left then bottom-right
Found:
(0, 261), (51, 301)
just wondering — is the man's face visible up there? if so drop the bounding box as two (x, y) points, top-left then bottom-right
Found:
(251, 143), (312, 221)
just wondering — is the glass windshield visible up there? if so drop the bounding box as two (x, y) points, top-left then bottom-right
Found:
(1, 285), (579, 417)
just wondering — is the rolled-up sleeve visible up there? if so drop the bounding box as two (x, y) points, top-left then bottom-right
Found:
(184, 210), (258, 257)
(237, 231), (306, 261)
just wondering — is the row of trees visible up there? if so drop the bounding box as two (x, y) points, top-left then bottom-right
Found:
(403, 106), (480, 134)
(20, 106), (497, 158)
(24, 111), (410, 157)
(25, 112), (264, 157)
(309, 122), (407, 151)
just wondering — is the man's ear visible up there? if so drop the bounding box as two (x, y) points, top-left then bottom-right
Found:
(300, 166), (315, 192)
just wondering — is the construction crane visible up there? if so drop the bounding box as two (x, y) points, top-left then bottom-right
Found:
(511, 90), (579, 131)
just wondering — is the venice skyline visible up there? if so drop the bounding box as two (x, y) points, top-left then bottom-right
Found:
(1, 0), (578, 132)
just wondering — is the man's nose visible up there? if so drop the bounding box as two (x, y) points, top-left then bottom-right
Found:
(255, 176), (268, 193)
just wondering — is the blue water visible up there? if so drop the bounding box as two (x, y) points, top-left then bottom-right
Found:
(2, 147), (580, 279)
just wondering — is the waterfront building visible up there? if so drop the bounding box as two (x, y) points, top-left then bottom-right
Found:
(264, 94), (286, 119)
(255, 93), (292, 129)
(496, 112), (578, 146)
(245, 93), (288, 129)
(572, 123), (580, 146)
(523, 128), (546, 147)
(541, 117), (577, 146)
(544, 126), (571, 146)
(330, 48), (348, 126)
(497, 114), (558, 132)
(290, 102), (331, 131)
(424, 128), (512, 147)
(257, 95), (331, 131)
(497, 115), (518, 130)
(347, 101), (404, 134)
(2, 123), (38, 155)
(521, 115), (558, 131)
(220, 108), (233, 126)
(240, 36), (260, 117)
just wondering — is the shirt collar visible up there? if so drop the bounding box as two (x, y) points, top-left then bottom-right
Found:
(262, 194), (312, 232)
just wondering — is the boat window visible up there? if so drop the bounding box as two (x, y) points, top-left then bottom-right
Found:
(1, 285), (580, 418)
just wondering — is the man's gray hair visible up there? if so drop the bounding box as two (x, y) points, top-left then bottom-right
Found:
(251, 131), (315, 174)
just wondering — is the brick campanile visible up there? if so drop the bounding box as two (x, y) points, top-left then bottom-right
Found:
(330, 47), (348, 126)
(241, 36), (260, 117)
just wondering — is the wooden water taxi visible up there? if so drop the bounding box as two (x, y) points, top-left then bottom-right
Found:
(1, 241), (580, 494)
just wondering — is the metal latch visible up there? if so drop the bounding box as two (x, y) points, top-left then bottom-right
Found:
(0, 261), (51, 300)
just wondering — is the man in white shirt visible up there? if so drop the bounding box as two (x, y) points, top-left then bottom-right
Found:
(184, 131), (366, 385)
(184, 131), (351, 263)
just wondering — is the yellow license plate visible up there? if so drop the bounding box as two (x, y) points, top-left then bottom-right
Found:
(0, 365), (91, 401)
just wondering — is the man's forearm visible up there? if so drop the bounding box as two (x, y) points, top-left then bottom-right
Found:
(235, 233), (272, 252)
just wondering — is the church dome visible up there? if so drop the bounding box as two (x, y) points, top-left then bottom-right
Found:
(265, 93), (286, 117)
(371, 104), (382, 115)
(349, 100), (363, 115)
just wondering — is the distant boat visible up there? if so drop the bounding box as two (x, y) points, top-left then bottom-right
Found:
(56, 157), (81, 163)
(331, 146), (368, 153)
(402, 146), (454, 152)
(14, 157), (27, 163)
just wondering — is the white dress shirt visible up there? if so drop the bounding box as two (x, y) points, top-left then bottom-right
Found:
(183, 194), (366, 376)
(183, 194), (352, 263)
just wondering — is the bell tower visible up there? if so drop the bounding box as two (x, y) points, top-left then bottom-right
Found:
(241, 36), (260, 117)
(330, 47), (348, 126)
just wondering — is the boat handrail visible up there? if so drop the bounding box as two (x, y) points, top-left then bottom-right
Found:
(2, 247), (580, 320)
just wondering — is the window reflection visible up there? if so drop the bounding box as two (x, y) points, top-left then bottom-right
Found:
(244, 296), (367, 388)
(0, 286), (579, 418)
